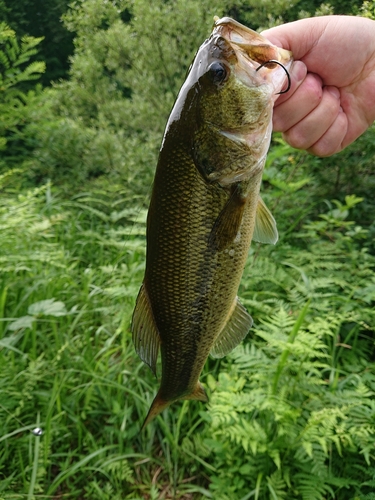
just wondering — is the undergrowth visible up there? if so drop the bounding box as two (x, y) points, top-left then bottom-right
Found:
(1, 145), (375, 498)
(1, 0), (375, 497)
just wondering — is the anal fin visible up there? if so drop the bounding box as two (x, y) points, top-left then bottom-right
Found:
(210, 298), (253, 358)
(131, 284), (160, 376)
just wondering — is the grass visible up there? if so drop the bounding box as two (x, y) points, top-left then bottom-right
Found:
(0, 178), (161, 498)
(1, 164), (374, 498)
(0, 174), (223, 498)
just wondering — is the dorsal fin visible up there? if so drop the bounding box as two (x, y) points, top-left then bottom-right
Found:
(253, 196), (278, 245)
(131, 284), (161, 376)
(210, 297), (253, 358)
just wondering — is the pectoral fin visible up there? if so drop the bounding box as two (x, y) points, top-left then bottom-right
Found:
(210, 298), (253, 358)
(208, 184), (246, 251)
(131, 284), (160, 377)
(253, 196), (278, 245)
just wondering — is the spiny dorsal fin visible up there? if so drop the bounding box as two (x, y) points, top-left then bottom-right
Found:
(253, 196), (278, 245)
(131, 284), (161, 377)
(210, 298), (253, 358)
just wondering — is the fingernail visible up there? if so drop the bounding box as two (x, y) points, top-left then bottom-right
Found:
(292, 61), (307, 84)
(326, 86), (340, 99)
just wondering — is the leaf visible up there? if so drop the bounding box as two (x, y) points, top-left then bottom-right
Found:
(28, 299), (67, 317)
(8, 315), (35, 331)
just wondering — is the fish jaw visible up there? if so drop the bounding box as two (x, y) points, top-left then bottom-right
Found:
(213, 16), (293, 97)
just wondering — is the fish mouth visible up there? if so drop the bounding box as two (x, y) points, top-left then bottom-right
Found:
(212, 16), (293, 95)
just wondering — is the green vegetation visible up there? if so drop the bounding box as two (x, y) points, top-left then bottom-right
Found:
(0, 0), (73, 84)
(1, 0), (374, 498)
(0, 22), (45, 167)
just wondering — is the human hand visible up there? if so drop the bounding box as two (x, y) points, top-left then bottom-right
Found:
(262, 16), (375, 156)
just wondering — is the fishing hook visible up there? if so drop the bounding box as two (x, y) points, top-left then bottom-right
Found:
(255, 60), (291, 95)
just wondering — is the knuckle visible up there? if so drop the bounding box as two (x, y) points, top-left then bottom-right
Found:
(283, 128), (311, 150)
(308, 142), (335, 157)
(302, 74), (323, 105)
(323, 89), (341, 114)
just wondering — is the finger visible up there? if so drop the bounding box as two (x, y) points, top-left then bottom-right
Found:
(307, 108), (348, 156)
(274, 60), (307, 106)
(273, 73), (323, 132)
(282, 85), (341, 150)
(261, 18), (329, 61)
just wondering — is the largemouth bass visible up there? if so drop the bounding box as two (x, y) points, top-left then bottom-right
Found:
(132, 17), (292, 428)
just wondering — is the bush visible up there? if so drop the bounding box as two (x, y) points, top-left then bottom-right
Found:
(0, 22), (45, 170)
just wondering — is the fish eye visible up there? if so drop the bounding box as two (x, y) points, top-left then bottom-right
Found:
(207, 62), (228, 85)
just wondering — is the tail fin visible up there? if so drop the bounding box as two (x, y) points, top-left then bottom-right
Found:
(141, 382), (208, 430)
(141, 392), (171, 430)
(182, 381), (208, 403)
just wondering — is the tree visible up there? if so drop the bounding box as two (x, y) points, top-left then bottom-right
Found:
(0, 22), (45, 167)
(1, 0), (73, 84)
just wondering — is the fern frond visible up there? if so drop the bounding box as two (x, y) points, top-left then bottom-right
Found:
(267, 470), (287, 499)
(294, 471), (334, 500)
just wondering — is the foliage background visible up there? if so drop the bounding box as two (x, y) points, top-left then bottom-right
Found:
(0, 0), (374, 498)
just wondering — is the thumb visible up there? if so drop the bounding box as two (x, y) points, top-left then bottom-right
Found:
(261, 18), (328, 60)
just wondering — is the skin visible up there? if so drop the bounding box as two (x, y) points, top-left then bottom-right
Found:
(261, 15), (375, 156)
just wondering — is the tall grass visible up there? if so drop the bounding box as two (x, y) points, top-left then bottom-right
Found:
(0, 174), (157, 498)
(1, 152), (374, 498)
(2, 0), (375, 496)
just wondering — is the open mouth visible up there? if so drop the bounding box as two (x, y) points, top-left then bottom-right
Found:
(212, 16), (293, 94)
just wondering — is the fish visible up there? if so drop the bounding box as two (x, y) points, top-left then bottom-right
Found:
(132, 16), (292, 428)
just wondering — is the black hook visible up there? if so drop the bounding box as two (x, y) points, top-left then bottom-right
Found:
(255, 59), (291, 95)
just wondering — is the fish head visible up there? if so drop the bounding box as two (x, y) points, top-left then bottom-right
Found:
(167, 17), (292, 185)
(212, 16), (292, 102)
